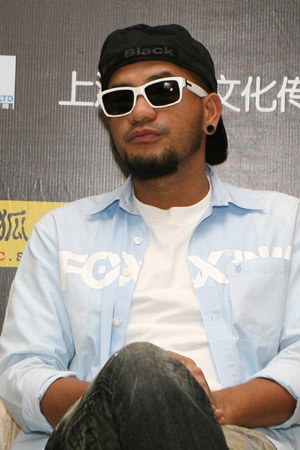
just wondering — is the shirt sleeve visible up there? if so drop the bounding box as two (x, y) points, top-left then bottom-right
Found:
(248, 203), (300, 428)
(0, 212), (77, 434)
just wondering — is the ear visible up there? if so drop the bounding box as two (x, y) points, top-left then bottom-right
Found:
(202, 93), (223, 135)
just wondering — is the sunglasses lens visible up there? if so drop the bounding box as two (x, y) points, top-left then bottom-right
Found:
(145, 80), (180, 106)
(101, 79), (181, 116)
(102, 90), (134, 116)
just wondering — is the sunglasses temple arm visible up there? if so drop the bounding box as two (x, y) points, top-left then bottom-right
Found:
(185, 80), (208, 98)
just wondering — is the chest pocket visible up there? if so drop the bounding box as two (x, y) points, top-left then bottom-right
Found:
(226, 257), (289, 340)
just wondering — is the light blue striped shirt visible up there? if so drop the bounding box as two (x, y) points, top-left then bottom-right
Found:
(1, 166), (300, 449)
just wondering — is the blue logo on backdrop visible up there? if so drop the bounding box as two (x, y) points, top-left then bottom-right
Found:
(0, 55), (16, 110)
(0, 95), (14, 103)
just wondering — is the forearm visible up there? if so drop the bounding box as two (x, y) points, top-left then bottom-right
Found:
(213, 377), (296, 428)
(40, 377), (90, 428)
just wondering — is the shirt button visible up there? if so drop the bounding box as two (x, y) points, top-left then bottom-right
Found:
(134, 236), (142, 245)
(112, 317), (121, 326)
(123, 268), (131, 276)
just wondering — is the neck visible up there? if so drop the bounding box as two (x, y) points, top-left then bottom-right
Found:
(133, 157), (209, 209)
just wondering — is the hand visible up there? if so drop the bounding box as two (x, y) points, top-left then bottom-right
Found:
(167, 351), (297, 428)
(167, 351), (225, 424)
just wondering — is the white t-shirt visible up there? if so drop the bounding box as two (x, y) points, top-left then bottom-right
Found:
(124, 186), (222, 391)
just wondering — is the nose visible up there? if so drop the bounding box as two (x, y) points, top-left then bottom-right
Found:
(128, 93), (157, 123)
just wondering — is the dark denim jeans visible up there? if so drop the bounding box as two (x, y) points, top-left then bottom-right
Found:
(45, 342), (229, 449)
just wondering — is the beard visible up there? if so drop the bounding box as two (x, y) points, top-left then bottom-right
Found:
(119, 130), (204, 181)
(122, 146), (180, 180)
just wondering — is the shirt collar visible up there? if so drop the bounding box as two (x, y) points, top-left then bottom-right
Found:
(86, 176), (137, 217)
(87, 165), (264, 217)
(207, 165), (264, 211)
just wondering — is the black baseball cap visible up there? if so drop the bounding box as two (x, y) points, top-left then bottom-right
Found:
(98, 24), (227, 165)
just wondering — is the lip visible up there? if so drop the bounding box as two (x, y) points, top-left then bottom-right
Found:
(127, 128), (162, 143)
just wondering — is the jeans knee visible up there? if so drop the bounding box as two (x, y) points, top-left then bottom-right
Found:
(110, 342), (189, 396)
(116, 342), (164, 359)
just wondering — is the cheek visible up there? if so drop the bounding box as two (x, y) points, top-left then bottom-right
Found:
(108, 120), (123, 144)
(108, 121), (127, 159)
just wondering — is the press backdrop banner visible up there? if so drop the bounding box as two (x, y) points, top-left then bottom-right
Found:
(0, 0), (299, 330)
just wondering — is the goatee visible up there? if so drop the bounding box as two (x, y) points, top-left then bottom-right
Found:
(122, 146), (180, 180)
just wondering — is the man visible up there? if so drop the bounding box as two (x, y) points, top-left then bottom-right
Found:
(0, 24), (300, 449)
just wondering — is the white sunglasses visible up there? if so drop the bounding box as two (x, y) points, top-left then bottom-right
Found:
(97, 76), (208, 117)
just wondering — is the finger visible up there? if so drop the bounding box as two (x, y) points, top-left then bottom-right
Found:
(212, 406), (225, 424)
(167, 351), (196, 369)
(190, 366), (207, 385)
